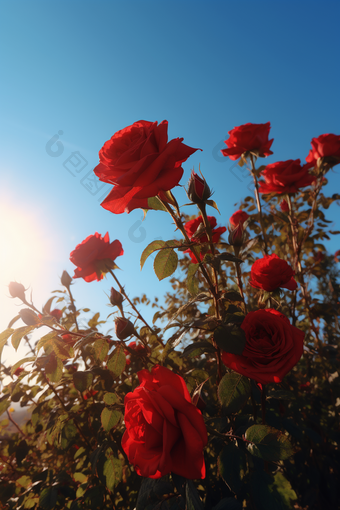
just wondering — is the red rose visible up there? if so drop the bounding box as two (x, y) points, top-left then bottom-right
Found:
(221, 122), (274, 160)
(306, 133), (340, 167)
(229, 210), (249, 229)
(94, 120), (200, 214)
(14, 367), (24, 377)
(122, 365), (207, 479)
(49, 309), (62, 321)
(70, 232), (123, 282)
(61, 333), (76, 346)
(221, 309), (304, 384)
(279, 200), (289, 213)
(258, 159), (315, 195)
(184, 216), (226, 263)
(249, 254), (297, 291)
(83, 389), (98, 401)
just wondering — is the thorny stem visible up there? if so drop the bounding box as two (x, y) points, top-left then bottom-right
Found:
(67, 286), (79, 332)
(235, 261), (248, 314)
(6, 410), (27, 438)
(250, 154), (268, 255)
(205, 424), (254, 444)
(198, 205), (220, 302)
(107, 268), (164, 347)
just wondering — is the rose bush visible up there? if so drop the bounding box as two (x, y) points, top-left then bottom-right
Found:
(221, 122), (274, 160)
(221, 308), (304, 384)
(122, 365), (208, 479)
(249, 254), (297, 291)
(258, 159), (315, 195)
(94, 120), (199, 214)
(70, 232), (123, 282)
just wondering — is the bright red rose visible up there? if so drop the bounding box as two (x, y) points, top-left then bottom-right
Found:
(221, 309), (304, 385)
(306, 133), (340, 167)
(49, 309), (62, 321)
(122, 365), (207, 479)
(70, 232), (123, 282)
(258, 159), (315, 195)
(229, 210), (249, 228)
(249, 254), (297, 292)
(221, 122), (273, 161)
(184, 216), (226, 263)
(94, 120), (200, 214)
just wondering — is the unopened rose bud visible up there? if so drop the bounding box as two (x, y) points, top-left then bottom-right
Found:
(8, 282), (26, 301)
(192, 392), (206, 411)
(19, 308), (40, 326)
(110, 287), (124, 308)
(280, 200), (289, 213)
(228, 224), (244, 246)
(61, 270), (72, 289)
(187, 171), (212, 204)
(114, 317), (136, 340)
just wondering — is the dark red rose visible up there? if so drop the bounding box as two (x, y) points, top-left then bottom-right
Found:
(8, 282), (26, 301)
(122, 365), (207, 479)
(258, 159), (315, 195)
(70, 232), (123, 282)
(187, 171), (211, 204)
(83, 390), (98, 401)
(221, 309), (304, 384)
(14, 367), (24, 377)
(184, 216), (226, 263)
(50, 309), (62, 321)
(94, 120), (200, 214)
(306, 133), (340, 167)
(221, 122), (273, 160)
(280, 199), (289, 213)
(249, 254), (297, 292)
(114, 317), (135, 340)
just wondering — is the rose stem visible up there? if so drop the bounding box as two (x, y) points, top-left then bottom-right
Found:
(235, 261), (248, 314)
(250, 154), (268, 255)
(261, 385), (266, 425)
(107, 267), (164, 347)
(6, 409), (27, 438)
(66, 285), (79, 332)
(197, 204), (220, 307)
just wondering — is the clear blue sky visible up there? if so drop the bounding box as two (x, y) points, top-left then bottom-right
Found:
(1, 0), (340, 366)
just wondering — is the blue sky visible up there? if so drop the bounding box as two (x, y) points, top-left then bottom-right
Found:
(1, 0), (340, 366)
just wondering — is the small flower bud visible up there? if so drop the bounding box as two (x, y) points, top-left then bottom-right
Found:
(14, 367), (24, 377)
(110, 287), (124, 308)
(114, 317), (136, 340)
(187, 171), (212, 204)
(8, 282), (26, 301)
(61, 270), (72, 289)
(19, 308), (40, 326)
(280, 200), (289, 213)
(50, 309), (62, 321)
(228, 224), (244, 246)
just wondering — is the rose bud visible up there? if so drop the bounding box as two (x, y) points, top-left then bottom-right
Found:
(8, 282), (26, 301)
(19, 308), (40, 326)
(280, 200), (289, 213)
(228, 224), (244, 246)
(187, 171), (212, 204)
(115, 317), (136, 340)
(49, 309), (62, 321)
(110, 287), (124, 308)
(61, 270), (72, 289)
(14, 367), (24, 377)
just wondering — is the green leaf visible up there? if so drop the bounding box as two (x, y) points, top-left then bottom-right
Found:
(136, 477), (173, 510)
(147, 196), (169, 212)
(214, 325), (246, 355)
(140, 240), (166, 269)
(218, 442), (247, 494)
(187, 263), (200, 295)
(0, 328), (14, 356)
(224, 291), (243, 302)
(103, 448), (122, 490)
(217, 253), (244, 264)
(245, 424), (294, 461)
(93, 338), (109, 362)
(250, 470), (297, 510)
(154, 248), (178, 281)
(73, 472), (88, 483)
(73, 371), (93, 392)
(51, 337), (74, 360)
(11, 326), (35, 350)
(36, 332), (57, 352)
(45, 353), (63, 383)
(218, 372), (251, 413)
(181, 341), (216, 358)
(103, 392), (119, 405)
(101, 408), (122, 431)
(0, 395), (10, 415)
(39, 488), (58, 509)
(74, 446), (86, 460)
(107, 345), (126, 378)
(10, 357), (35, 376)
(42, 296), (57, 314)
